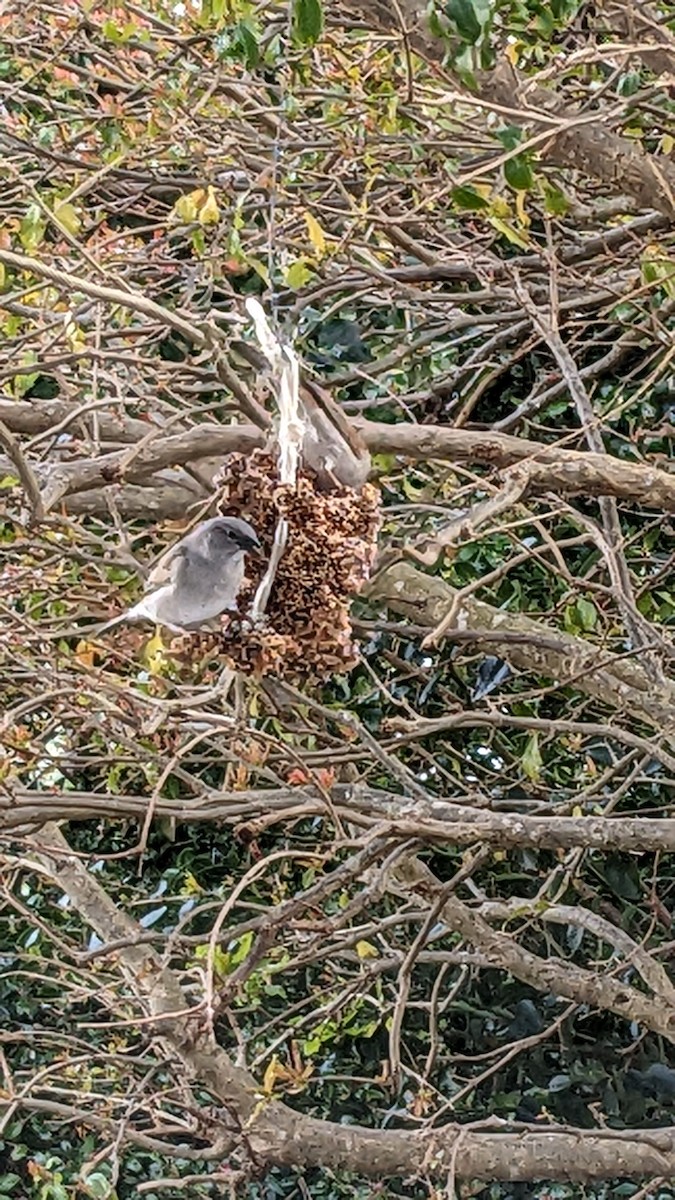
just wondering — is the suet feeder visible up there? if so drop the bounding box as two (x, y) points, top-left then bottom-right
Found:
(190, 300), (381, 681)
(209, 449), (381, 679)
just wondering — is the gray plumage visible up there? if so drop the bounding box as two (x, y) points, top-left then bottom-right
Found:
(96, 516), (260, 634)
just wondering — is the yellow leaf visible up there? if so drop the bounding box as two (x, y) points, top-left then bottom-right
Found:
(304, 211), (327, 258)
(660, 133), (674, 155)
(262, 1055), (281, 1096)
(515, 190), (530, 227)
(488, 216), (530, 249)
(54, 202), (81, 236)
(144, 630), (168, 676)
(198, 185), (221, 226)
(572, 805), (583, 817)
(490, 195), (511, 218)
(171, 189), (204, 223)
(74, 640), (95, 669)
(283, 258), (314, 289)
(194, 942), (231, 977)
(64, 316), (86, 352)
(505, 41), (520, 65)
(213, 945), (232, 979)
(181, 871), (204, 896)
(355, 939), (379, 960)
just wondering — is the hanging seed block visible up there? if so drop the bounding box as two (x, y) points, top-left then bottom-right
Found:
(196, 449), (381, 680)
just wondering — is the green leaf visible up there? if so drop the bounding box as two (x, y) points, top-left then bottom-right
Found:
(19, 204), (46, 253)
(428, 4), (445, 37)
(293, 0), (324, 45)
(617, 70), (641, 97)
(238, 20), (260, 67)
(200, 0), (228, 24)
(370, 453), (396, 473)
(191, 226), (206, 256)
(521, 733), (543, 782)
(542, 183), (570, 216)
(216, 19), (261, 68)
(576, 598), (597, 631)
(101, 19), (122, 42)
(45, 1185), (69, 1200)
(504, 154), (534, 191)
(194, 942), (231, 978)
(533, 8), (555, 36)
(563, 604), (580, 634)
(451, 184), (490, 211)
(551, 0), (581, 16)
(445, 0), (482, 42)
(0, 1176), (21, 1194)
(82, 1173), (114, 1199)
(14, 366), (40, 399)
(284, 257), (314, 289)
(229, 930), (254, 967)
(496, 124), (523, 151)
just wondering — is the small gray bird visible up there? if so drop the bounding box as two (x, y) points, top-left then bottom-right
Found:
(93, 516), (261, 634)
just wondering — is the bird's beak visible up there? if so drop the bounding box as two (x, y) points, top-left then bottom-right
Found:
(245, 536), (263, 557)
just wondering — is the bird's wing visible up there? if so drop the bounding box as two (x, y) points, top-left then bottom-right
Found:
(144, 543), (188, 592)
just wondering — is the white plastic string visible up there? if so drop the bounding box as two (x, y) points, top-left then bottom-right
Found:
(245, 297), (304, 486)
(245, 297), (303, 621)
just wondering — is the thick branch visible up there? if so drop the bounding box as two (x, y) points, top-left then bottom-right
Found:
(390, 856), (675, 1040)
(367, 561), (675, 731)
(6, 784), (675, 850)
(4, 415), (675, 513)
(356, 422), (675, 512)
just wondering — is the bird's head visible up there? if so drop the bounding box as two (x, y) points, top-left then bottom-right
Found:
(209, 516), (262, 555)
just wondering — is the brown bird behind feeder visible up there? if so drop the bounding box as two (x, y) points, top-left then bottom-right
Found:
(297, 378), (370, 491)
(231, 337), (370, 491)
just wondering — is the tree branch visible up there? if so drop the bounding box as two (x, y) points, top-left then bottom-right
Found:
(22, 823), (675, 1182)
(3, 417), (675, 513)
(6, 784), (675, 851)
(367, 560), (675, 731)
(341, 0), (675, 216)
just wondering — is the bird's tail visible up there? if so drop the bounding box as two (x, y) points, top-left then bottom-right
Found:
(43, 612), (129, 640)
